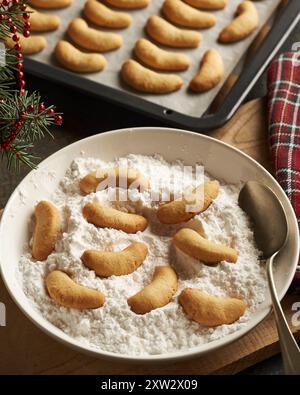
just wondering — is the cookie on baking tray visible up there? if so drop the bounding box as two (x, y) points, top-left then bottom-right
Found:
(146, 15), (201, 48)
(219, 1), (259, 43)
(134, 38), (191, 71)
(189, 49), (224, 92)
(121, 59), (183, 93)
(55, 40), (107, 73)
(84, 0), (132, 29)
(29, 0), (73, 8)
(67, 18), (123, 52)
(162, 0), (216, 29)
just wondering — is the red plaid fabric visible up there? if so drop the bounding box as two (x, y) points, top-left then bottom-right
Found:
(267, 52), (300, 290)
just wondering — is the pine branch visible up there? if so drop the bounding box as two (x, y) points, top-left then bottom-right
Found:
(0, 1), (62, 171)
(0, 91), (62, 168)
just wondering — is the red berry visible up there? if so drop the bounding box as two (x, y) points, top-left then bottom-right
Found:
(14, 0), (20, 4)
(12, 34), (19, 42)
(10, 25), (17, 33)
(0, 15), (5, 21)
(27, 104), (34, 112)
(16, 62), (23, 69)
(20, 88), (25, 96)
(14, 43), (22, 51)
(7, 18), (13, 25)
(47, 108), (55, 116)
(54, 115), (63, 125)
(20, 111), (26, 119)
(38, 102), (45, 112)
(21, 5), (27, 11)
(3, 0), (9, 6)
(18, 79), (25, 88)
(23, 13), (30, 20)
(15, 121), (23, 130)
(17, 71), (24, 79)
(24, 21), (30, 29)
(16, 52), (23, 59)
(23, 30), (30, 38)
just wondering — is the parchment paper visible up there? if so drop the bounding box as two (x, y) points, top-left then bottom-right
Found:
(29, 0), (282, 117)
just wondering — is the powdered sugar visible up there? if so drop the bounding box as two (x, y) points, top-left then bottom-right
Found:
(18, 154), (267, 356)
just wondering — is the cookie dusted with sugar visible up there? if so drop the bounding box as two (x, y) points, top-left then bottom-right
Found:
(82, 201), (148, 233)
(128, 266), (178, 314)
(46, 270), (105, 310)
(81, 242), (148, 277)
(157, 180), (220, 224)
(174, 228), (238, 264)
(179, 289), (247, 326)
(32, 201), (60, 261)
(79, 167), (149, 194)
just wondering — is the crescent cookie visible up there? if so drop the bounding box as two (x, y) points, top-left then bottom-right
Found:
(128, 266), (178, 314)
(146, 15), (201, 48)
(134, 39), (191, 71)
(46, 270), (105, 309)
(83, 202), (148, 233)
(105, 0), (150, 9)
(179, 288), (246, 326)
(6, 35), (46, 54)
(189, 48), (224, 92)
(67, 18), (122, 52)
(121, 59), (183, 94)
(173, 228), (238, 263)
(219, 1), (259, 43)
(29, 0), (73, 8)
(163, 0), (216, 29)
(55, 40), (107, 73)
(81, 242), (148, 277)
(32, 201), (60, 261)
(25, 7), (60, 31)
(84, 0), (132, 29)
(183, 0), (227, 10)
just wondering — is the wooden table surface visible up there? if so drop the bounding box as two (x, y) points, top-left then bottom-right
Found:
(2, 97), (299, 375)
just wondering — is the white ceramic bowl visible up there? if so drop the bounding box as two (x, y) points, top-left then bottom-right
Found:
(0, 127), (299, 363)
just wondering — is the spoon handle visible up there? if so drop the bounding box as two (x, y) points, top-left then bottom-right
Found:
(267, 254), (300, 374)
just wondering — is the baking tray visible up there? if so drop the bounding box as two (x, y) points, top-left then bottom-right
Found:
(24, 0), (300, 132)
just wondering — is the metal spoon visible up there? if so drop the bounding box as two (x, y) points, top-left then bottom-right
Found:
(238, 181), (300, 374)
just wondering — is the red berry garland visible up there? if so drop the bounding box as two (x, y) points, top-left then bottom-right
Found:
(1, 2), (35, 96)
(38, 102), (45, 112)
(0, 2), (63, 151)
(54, 115), (63, 125)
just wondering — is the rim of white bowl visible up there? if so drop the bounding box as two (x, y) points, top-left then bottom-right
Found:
(0, 127), (299, 363)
